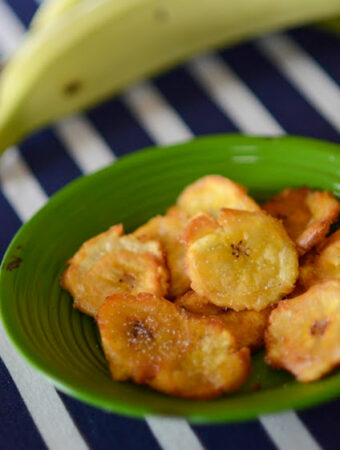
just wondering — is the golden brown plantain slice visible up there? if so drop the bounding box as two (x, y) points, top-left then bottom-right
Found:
(134, 214), (190, 297)
(265, 279), (340, 382)
(175, 290), (271, 351)
(62, 225), (168, 316)
(183, 210), (298, 311)
(98, 293), (250, 399)
(176, 175), (260, 219)
(263, 187), (340, 255)
(299, 229), (340, 290)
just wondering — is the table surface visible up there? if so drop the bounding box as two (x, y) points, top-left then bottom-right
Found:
(1, 1), (340, 450)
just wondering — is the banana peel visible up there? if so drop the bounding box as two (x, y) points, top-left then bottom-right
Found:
(1, 0), (340, 155)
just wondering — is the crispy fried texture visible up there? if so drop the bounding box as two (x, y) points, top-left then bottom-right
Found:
(265, 279), (340, 382)
(175, 290), (271, 351)
(134, 215), (190, 297)
(263, 187), (340, 255)
(98, 293), (250, 399)
(61, 225), (168, 316)
(176, 175), (260, 219)
(183, 210), (298, 311)
(299, 229), (340, 290)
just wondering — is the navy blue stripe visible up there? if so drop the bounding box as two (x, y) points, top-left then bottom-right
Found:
(290, 27), (340, 86)
(154, 66), (238, 135)
(0, 193), (22, 260)
(298, 398), (340, 450)
(219, 42), (340, 143)
(19, 129), (81, 196)
(87, 98), (153, 156)
(193, 421), (276, 450)
(7, 0), (36, 27)
(60, 394), (161, 450)
(0, 358), (47, 450)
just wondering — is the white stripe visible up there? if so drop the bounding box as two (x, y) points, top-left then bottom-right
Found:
(188, 54), (284, 136)
(0, 0), (24, 55)
(260, 412), (321, 450)
(122, 81), (193, 145)
(54, 116), (115, 173)
(0, 147), (46, 221)
(256, 33), (340, 133)
(146, 417), (204, 450)
(0, 327), (89, 450)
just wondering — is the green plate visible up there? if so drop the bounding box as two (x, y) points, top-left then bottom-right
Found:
(1, 134), (340, 423)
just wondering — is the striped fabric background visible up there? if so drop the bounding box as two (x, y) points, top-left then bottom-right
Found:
(0, 1), (339, 449)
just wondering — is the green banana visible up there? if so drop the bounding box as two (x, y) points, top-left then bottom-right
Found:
(1, 0), (340, 155)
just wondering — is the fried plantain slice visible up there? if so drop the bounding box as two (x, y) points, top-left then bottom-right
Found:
(61, 225), (168, 316)
(175, 290), (271, 351)
(183, 210), (298, 311)
(98, 293), (250, 399)
(134, 214), (190, 297)
(263, 187), (340, 255)
(299, 229), (340, 290)
(265, 279), (340, 382)
(176, 175), (260, 219)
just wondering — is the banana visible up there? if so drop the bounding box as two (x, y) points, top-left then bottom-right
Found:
(1, 0), (340, 155)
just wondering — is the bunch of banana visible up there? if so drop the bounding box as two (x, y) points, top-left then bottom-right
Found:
(0, 0), (339, 155)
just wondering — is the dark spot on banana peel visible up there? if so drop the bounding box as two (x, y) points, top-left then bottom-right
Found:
(63, 80), (82, 95)
(5, 256), (23, 271)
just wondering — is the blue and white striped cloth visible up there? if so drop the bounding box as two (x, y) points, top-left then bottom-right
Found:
(1, 1), (339, 449)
